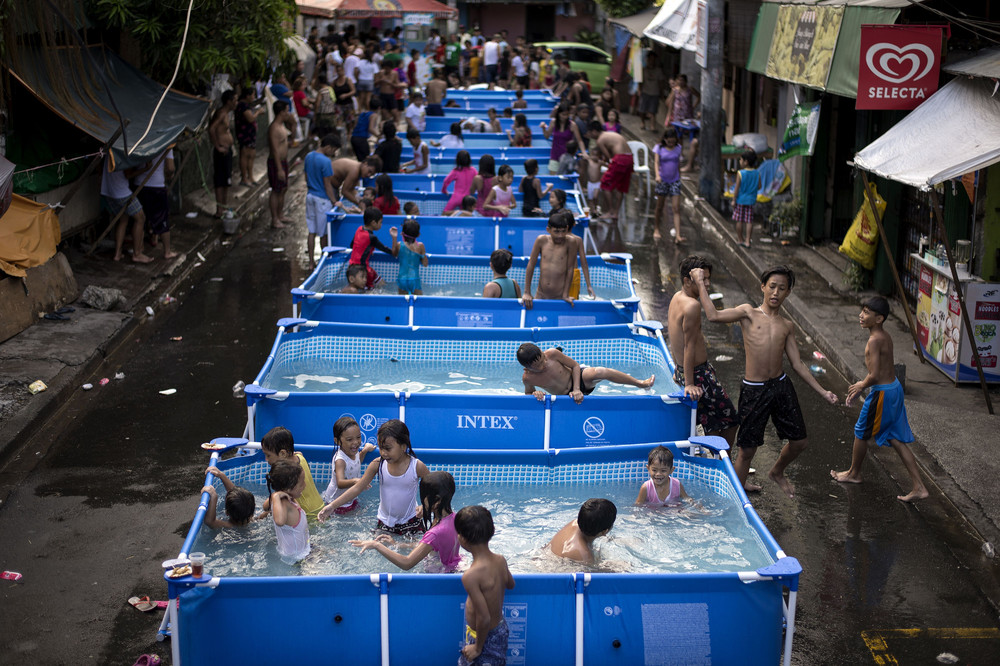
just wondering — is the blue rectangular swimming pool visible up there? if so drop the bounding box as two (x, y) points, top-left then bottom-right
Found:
(164, 441), (801, 666)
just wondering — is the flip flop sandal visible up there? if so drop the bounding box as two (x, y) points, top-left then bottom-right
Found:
(43, 313), (69, 321)
(54, 306), (75, 315)
(128, 595), (159, 612)
(132, 655), (162, 666)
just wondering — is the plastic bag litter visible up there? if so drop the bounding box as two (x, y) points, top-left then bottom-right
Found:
(114, 372), (125, 380)
(28, 380), (47, 394)
(159, 388), (177, 396)
(232, 381), (245, 398)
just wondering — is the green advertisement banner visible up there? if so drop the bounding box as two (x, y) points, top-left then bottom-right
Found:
(766, 5), (845, 88)
(779, 102), (821, 162)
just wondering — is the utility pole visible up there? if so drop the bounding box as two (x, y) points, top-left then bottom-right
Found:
(699, 0), (724, 209)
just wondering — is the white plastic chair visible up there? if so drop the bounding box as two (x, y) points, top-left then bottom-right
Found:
(627, 140), (652, 210)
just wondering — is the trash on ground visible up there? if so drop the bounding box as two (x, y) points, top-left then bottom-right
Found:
(114, 372), (125, 380)
(809, 365), (826, 375)
(209, 277), (224, 282)
(273, 247), (284, 252)
(79, 285), (124, 311)
(159, 294), (177, 305)
(170, 336), (183, 342)
(984, 541), (995, 558)
(936, 654), (959, 665)
(145, 306), (155, 316)
(780, 240), (791, 246)
(812, 351), (826, 360)
(1, 571), (23, 581)
(99, 378), (110, 386)
(28, 380), (47, 394)
(185, 211), (198, 218)
(82, 383), (94, 390)
(759, 237), (773, 243)
(197, 252), (206, 262)
(714, 355), (733, 362)
(159, 388), (177, 396)
(232, 380), (245, 398)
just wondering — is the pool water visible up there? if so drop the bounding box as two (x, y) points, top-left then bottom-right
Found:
(265, 359), (668, 395)
(192, 480), (773, 578)
(326, 279), (628, 300)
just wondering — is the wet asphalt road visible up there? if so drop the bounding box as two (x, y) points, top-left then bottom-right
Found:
(1, 177), (998, 664)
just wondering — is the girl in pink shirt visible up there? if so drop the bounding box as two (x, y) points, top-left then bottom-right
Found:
(442, 150), (477, 213)
(349, 471), (461, 572)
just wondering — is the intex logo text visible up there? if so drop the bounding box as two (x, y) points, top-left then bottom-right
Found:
(456, 415), (517, 429)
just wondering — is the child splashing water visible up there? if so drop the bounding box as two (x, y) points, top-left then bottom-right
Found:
(319, 419), (430, 536)
(635, 445), (691, 506)
(349, 471), (461, 572)
(322, 416), (376, 511)
(397, 218), (428, 295)
(268, 460), (311, 564)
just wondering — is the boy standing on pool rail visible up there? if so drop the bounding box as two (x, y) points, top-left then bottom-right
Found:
(690, 265), (837, 498)
(831, 297), (928, 502)
(517, 343), (654, 404)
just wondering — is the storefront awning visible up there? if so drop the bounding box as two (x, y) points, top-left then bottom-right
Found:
(643, 0), (698, 52)
(746, 1), (905, 97)
(944, 47), (1000, 79)
(4, 46), (209, 170)
(332, 0), (456, 19)
(854, 77), (1000, 190)
(608, 7), (660, 39)
(297, 0), (343, 17)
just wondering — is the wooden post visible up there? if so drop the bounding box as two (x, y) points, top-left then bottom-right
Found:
(860, 171), (926, 364)
(50, 127), (124, 212)
(928, 188), (994, 415)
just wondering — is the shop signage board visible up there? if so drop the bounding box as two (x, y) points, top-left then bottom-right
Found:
(856, 25), (944, 110)
(963, 283), (1000, 382)
(695, 0), (707, 68)
(404, 12), (434, 25)
(765, 5), (844, 88)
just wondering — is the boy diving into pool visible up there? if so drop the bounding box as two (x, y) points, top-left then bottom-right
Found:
(517, 342), (655, 404)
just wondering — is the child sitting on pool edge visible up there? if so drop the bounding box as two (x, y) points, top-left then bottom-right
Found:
(548, 498), (617, 563)
(522, 210), (594, 308)
(456, 505), (515, 665)
(202, 466), (256, 529)
(341, 264), (368, 294)
(635, 445), (691, 506)
(483, 248), (521, 299)
(350, 471), (461, 572)
(322, 416), (376, 511)
(518, 342), (655, 404)
(260, 426), (325, 516)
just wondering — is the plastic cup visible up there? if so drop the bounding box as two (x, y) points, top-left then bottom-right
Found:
(189, 552), (205, 578)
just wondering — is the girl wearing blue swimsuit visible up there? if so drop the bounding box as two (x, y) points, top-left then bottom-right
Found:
(397, 218), (428, 295)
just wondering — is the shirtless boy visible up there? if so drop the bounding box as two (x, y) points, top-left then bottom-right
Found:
(210, 90), (237, 218)
(331, 155), (382, 213)
(522, 211), (577, 308)
(548, 498), (617, 563)
(518, 342), (654, 404)
(586, 120), (634, 223)
(691, 265), (837, 498)
(831, 297), (928, 502)
(267, 100), (294, 228)
(667, 256), (739, 446)
(455, 505), (515, 666)
(425, 68), (448, 116)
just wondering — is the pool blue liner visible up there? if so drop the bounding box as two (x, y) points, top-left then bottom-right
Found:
(369, 173), (578, 193)
(166, 440), (801, 666)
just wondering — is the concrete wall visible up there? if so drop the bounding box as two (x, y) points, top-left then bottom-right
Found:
(32, 175), (102, 239)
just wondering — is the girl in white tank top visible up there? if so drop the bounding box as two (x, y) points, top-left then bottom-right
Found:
(269, 460), (311, 563)
(318, 420), (430, 536)
(323, 417), (376, 511)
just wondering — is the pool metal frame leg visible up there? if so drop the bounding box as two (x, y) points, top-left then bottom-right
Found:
(574, 573), (591, 666)
(372, 573), (392, 666)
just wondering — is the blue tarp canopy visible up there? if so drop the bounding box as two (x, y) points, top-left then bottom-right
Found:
(6, 46), (209, 170)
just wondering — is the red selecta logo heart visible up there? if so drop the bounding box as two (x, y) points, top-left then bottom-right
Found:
(865, 42), (936, 84)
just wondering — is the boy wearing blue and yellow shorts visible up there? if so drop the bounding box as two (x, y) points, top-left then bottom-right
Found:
(831, 297), (928, 502)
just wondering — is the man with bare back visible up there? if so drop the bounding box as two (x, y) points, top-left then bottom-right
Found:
(668, 256), (739, 446)
(210, 90), (237, 218)
(691, 265), (837, 498)
(586, 121), (633, 223)
(330, 155), (382, 213)
(425, 68), (448, 116)
(267, 100), (294, 228)
(517, 342), (654, 404)
(831, 297), (927, 502)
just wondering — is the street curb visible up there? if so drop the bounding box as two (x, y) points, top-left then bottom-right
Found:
(0, 141), (310, 463)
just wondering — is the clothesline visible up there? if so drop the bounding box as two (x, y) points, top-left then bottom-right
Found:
(12, 150), (104, 175)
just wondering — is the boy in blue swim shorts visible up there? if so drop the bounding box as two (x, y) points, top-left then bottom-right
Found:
(831, 297), (928, 502)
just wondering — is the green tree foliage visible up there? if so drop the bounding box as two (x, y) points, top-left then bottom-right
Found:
(87, 0), (296, 88)
(596, 0), (652, 19)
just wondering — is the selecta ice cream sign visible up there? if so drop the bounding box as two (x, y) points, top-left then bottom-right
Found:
(856, 25), (945, 110)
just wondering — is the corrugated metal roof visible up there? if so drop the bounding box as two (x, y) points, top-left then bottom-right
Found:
(944, 48), (1000, 79)
(761, 0), (922, 6)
